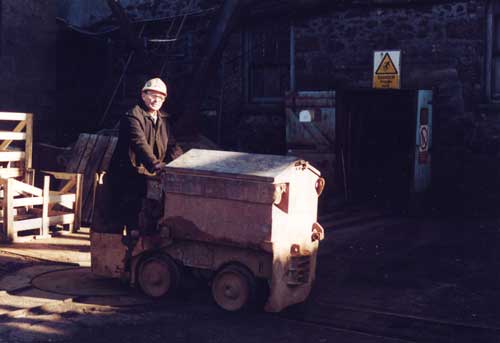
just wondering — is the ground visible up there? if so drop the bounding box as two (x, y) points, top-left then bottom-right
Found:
(1, 209), (499, 343)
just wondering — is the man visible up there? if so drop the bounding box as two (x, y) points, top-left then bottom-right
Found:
(108, 77), (182, 234)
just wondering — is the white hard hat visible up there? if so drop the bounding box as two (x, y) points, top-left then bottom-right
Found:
(142, 78), (167, 96)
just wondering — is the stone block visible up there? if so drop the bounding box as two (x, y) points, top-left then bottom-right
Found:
(446, 20), (482, 40)
(326, 40), (346, 53)
(296, 36), (321, 52)
(311, 56), (333, 74)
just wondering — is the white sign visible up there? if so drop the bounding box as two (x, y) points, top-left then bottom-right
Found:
(299, 110), (313, 122)
(419, 125), (429, 152)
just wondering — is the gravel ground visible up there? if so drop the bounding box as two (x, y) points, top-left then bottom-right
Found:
(1, 216), (499, 343)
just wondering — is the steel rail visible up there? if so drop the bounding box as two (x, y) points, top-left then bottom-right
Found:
(271, 302), (500, 343)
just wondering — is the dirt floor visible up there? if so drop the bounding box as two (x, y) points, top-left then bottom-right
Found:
(1, 210), (499, 343)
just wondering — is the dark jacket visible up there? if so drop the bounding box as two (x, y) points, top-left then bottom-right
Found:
(108, 103), (182, 227)
(111, 103), (181, 178)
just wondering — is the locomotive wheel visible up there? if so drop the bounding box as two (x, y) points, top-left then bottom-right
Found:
(211, 264), (255, 311)
(137, 254), (179, 298)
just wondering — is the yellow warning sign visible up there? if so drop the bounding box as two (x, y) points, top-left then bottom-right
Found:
(373, 51), (400, 89)
(375, 54), (398, 74)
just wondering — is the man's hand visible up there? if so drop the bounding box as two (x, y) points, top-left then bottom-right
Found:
(153, 161), (166, 173)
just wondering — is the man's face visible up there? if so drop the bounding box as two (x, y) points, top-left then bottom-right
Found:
(141, 90), (166, 112)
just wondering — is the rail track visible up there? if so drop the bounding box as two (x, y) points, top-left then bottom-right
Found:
(273, 301), (500, 343)
(279, 206), (500, 342)
(1, 205), (498, 342)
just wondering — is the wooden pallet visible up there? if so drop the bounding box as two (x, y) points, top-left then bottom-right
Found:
(0, 112), (83, 242)
(0, 173), (82, 242)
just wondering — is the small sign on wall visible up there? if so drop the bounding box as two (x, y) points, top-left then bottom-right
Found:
(418, 107), (430, 164)
(299, 109), (314, 122)
(373, 50), (401, 89)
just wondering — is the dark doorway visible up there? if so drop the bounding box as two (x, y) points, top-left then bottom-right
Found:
(337, 90), (416, 211)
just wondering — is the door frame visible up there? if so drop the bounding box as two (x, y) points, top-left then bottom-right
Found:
(335, 88), (424, 206)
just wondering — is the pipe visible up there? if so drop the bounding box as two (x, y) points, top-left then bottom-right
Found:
(290, 24), (296, 92)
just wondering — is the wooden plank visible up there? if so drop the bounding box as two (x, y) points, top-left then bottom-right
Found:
(63, 134), (117, 225)
(4, 178), (15, 242)
(41, 170), (79, 180)
(48, 193), (76, 209)
(75, 134), (99, 174)
(13, 196), (44, 207)
(0, 189), (28, 199)
(0, 132), (26, 140)
(86, 136), (117, 225)
(0, 151), (24, 162)
(0, 179), (21, 200)
(13, 217), (42, 232)
(47, 178), (76, 213)
(25, 168), (35, 186)
(293, 98), (335, 107)
(0, 120), (27, 150)
(49, 213), (75, 226)
(0, 112), (28, 120)
(42, 175), (50, 237)
(25, 113), (33, 170)
(56, 178), (76, 194)
(8, 178), (42, 196)
(286, 108), (333, 147)
(63, 133), (96, 224)
(73, 173), (83, 232)
(1, 180), (7, 241)
(49, 192), (76, 202)
(40, 171), (81, 230)
(64, 134), (94, 226)
(12, 233), (47, 243)
(98, 136), (118, 172)
(0, 168), (23, 178)
(82, 135), (110, 224)
(66, 133), (92, 173)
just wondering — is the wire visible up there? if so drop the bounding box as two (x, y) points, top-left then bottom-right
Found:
(148, 38), (178, 43)
(56, 6), (219, 36)
(159, 0), (196, 76)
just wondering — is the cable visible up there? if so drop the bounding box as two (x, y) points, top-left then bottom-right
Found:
(56, 6), (219, 36)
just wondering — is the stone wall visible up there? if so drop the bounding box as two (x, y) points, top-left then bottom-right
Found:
(295, 2), (483, 95)
(54, 0), (500, 213)
(299, 1), (487, 214)
(293, 1), (484, 143)
(0, 0), (57, 142)
(216, 1), (494, 213)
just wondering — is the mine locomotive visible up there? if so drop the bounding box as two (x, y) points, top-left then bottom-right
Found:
(91, 149), (325, 312)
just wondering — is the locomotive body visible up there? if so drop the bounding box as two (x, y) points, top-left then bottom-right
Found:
(91, 149), (325, 312)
